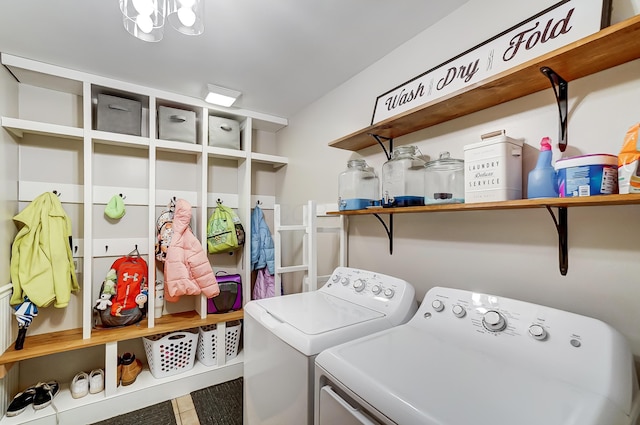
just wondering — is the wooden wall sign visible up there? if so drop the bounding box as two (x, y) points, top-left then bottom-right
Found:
(371, 0), (612, 125)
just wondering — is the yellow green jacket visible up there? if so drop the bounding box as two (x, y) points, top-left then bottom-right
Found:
(10, 192), (79, 307)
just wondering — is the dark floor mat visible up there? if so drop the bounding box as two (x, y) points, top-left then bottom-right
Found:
(191, 377), (243, 425)
(90, 400), (177, 425)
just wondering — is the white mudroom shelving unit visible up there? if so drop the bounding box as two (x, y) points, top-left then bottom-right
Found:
(0, 52), (288, 424)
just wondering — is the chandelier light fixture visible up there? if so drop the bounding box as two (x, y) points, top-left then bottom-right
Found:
(120, 0), (204, 42)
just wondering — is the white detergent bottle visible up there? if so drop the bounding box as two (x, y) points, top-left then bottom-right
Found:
(527, 137), (558, 198)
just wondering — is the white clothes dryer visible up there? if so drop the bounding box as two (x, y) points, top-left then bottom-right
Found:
(315, 286), (640, 425)
(243, 267), (417, 425)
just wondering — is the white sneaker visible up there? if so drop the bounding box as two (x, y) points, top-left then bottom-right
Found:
(89, 369), (104, 394)
(71, 372), (89, 399)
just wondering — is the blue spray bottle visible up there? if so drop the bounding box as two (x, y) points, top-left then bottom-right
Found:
(527, 137), (558, 198)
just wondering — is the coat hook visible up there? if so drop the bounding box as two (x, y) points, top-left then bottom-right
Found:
(53, 190), (61, 197)
(256, 200), (262, 206)
(74, 245), (78, 254)
(105, 245), (108, 252)
(119, 193), (126, 200)
(217, 198), (223, 204)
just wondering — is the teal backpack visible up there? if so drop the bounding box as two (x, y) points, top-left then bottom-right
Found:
(207, 201), (244, 254)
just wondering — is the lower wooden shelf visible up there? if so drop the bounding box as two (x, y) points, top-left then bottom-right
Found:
(327, 194), (640, 215)
(0, 309), (243, 365)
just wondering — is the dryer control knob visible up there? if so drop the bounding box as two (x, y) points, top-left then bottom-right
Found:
(452, 304), (466, 318)
(340, 277), (350, 286)
(371, 285), (382, 295)
(383, 288), (395, 298)
(431, 299), (444, 312)
(353, 279), (366, 292)
(482, 310), (507, 332)
(332, 274), (340, 283)
(528, 324), (547, 340)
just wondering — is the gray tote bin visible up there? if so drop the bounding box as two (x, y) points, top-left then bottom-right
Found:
(208, 116), (240, 150)
(158, 106), (197, 144)
(96, 94), (142, 136)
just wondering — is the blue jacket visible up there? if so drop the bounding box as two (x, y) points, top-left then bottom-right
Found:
(251, 206), (274, 274)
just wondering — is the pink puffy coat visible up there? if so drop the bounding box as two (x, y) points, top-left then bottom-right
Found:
(164, 199), (219, 302)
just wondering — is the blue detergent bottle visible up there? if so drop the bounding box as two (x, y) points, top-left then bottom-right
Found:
(527, 137), (558, 198)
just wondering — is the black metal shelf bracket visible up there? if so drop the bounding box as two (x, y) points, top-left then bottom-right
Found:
(367, 133), (395, 254)
(545, 206), (568, 276)
(540, 66), (568, 152)
(372, 213), (393, 255)
(368, 134), (393, 160)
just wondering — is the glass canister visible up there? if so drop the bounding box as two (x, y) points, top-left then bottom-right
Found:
(424, 151), (465, 204)
(381, 145), (426, 207)
(338, 159), (380, 210)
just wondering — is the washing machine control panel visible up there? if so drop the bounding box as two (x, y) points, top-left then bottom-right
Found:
(321, 267), (417, 324)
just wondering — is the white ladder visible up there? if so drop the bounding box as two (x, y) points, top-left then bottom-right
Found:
(273, 200), (347, 295)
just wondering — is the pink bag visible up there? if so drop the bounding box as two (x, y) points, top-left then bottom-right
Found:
(253, 268), (274, 300)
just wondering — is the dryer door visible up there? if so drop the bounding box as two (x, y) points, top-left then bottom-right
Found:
(319, 385), (385, 425)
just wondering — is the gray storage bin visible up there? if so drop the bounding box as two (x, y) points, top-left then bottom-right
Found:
(97, 94), (142, 136)
(208, 116), (240, 150)
(158, 106), (197, 143)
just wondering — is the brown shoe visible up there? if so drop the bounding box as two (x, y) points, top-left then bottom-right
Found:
(117, 356), (122, 387)
(120, 353), (143, 386)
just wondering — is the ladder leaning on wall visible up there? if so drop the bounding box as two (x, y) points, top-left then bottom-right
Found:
(273, 200), (347, 295)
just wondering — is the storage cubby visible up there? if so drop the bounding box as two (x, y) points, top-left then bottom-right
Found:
(156, 99), (202, 145)
(91, 85), (150, 138)
(0, 52), (287, 423)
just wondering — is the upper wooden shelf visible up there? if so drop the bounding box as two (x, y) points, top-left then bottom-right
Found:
(0, 309), (243, 366)
(329, 14), (640, 151)
(327, 194), (640, 216)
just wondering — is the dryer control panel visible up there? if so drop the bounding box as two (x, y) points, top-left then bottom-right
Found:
(319, 267), (418, 326)
(415, 286), (635, 413)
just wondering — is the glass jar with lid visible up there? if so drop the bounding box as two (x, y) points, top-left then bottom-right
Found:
(338, 159), (380, 210)
(424, 151), (465, 204)
(381, 145), (426, 207)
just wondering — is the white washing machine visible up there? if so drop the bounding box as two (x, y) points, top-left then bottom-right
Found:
(315, 286), (640, 425)
(243, 266), (418, 425)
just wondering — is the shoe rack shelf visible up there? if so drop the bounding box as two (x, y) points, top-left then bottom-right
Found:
(0, 310), (243, 367)
(329, 14), (640, 151)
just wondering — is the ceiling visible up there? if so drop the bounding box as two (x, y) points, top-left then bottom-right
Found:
(0, 0), (470, 120)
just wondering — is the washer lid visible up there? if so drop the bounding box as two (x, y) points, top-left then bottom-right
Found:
(256, 291), (384, 335)
(317, 324), (629, 425)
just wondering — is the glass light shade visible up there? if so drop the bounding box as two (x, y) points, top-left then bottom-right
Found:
(167, 0), (205, 36)
(120, 0), (166, 42)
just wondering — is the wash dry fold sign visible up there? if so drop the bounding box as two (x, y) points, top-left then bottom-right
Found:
(371, 0), (612, 125)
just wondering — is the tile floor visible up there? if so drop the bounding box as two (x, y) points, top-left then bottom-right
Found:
(172, 394), (201, 425)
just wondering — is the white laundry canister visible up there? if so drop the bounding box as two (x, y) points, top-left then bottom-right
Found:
(464, 133), (523, 203)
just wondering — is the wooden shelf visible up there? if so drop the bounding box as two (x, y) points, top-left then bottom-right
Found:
(329, 14), (640, 151)
(327, 194), (640, 216)
(0, 309), (243, 365)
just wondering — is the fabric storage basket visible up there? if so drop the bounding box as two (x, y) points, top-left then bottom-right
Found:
(143, 330), (198, 378)
(158, 106), (197, 143)
(96, 93), (142, 136)
(209, 116), (240, 149)
(197, 321), (242, 366)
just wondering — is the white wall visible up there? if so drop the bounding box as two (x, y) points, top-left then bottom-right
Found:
(276, 0), (640, 358)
